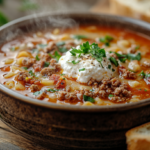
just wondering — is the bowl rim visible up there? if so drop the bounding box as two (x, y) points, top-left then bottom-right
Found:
(1, 12), (150, 112)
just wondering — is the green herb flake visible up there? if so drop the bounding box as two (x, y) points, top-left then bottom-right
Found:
(139, 89), (141, 91)
(62, 78), (65, 80)
(109, 57), (119, 67)
(29, 70), (36, 77)
(10, 47), (15, 51)
(139, 70), (146, 78)
(38, 44), (48, 48)
(44, 62), (50, 67)
(129, 70), (136, 73)
(49, 51), (61, 61)
(35, 55), (40, 61)
(112, 68), (115, 72)
(100, 35), (114, 46)
(108, 65), (111, 69)
(79, 68), (85, 72)
(68, 60), (80, 64)
(47, 89), (59, 92)
(73, 35), (88, 40)
(23, 67), (28, 70)
(127, 53), (141, 61)
(135, 45), (140, 50)
(56, 41), (65, 47)
(58, 47), (68, 53)
(60, 74), (65, 76)
(144, 89), (148, 92)
(108, 94), (114, 97)
(33, 91), (42, 96)
(83, 95), (95, 103)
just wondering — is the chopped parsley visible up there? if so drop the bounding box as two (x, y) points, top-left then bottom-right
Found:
(68, 60), (80, 64)
(72, 35), (88, 40)
(129, 70), (136, 73)
(38, 44), (48, 48)
(83, 95), (95, 103)
(60, 74), (65, 76)
(108, 94), (114, 97)
(58, 47), (68, 53)
(49, 51), (61, 61)
(44, 62), (50, 67)
(108, 65), (111, 69)
(138, 70), (150, 79)
(23, 67), (28, 70)
(35, 55), (40, 61)
(135, 45), (140, 50)
(33, 91), (42, 96)
(144, 89), (148, 92)
(99, 35), (114, 46)
(112, 68), (115, 72)
(47, 89), (59, 92)
(56, 41), (65, 47)
(62, 78), (65, 80)
(79, 68), (85, 72)
(109, 57), (119, 67)
(10, 47), (15, 51)
(29, 70), (36, 77)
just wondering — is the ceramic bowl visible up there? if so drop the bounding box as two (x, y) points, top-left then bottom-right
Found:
(1, 13), (150, 150)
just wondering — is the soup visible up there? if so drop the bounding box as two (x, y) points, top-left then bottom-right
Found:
(1, 25), (150, 106)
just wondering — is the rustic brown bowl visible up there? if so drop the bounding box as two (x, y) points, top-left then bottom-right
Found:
(1, 13), (150, 150)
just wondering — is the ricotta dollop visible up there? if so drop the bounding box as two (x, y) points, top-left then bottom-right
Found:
(59, 46), (117, 83)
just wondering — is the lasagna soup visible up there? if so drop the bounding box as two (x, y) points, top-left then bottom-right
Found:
(1, 25), (150, 106)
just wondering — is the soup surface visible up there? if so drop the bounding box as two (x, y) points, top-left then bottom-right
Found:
(1, 25), (150, 106)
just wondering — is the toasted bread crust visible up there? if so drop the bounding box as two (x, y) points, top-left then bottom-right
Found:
(126, 122), (150, 150)
(110, 0), (150, 23)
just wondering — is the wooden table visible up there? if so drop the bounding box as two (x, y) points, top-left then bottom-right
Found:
(0, 1), (117, 149)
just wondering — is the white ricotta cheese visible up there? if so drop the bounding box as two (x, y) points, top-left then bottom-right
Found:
(59, 46), (117, 83)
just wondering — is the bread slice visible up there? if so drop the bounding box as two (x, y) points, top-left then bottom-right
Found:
(126, 122), (150, 150)
(110, 0), (150, 23)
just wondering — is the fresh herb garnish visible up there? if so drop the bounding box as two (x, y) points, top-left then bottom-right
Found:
(29, 70), (36, 77)
(90, 89), (94, 92)
(108, 94), (114, 97)
(135, 45), (140, 50)
(47, 89), (59, 92)
(56, 41), (65, 47)
(100, 35), (114, 46)
(68, 60), (80, 64)
(109, 57), (119, 67)
(127, 53), (141, 61)
(60, 74), (65, 76)
(73, 35), (88, 40)
(108, 65), (111, 69)
(79, 68), (85, 72)
(112, 68), (115, 72)
(138, 70), (150, 79)
(49, 51), (61, 61)
(38, 44), (48, 48)
(35, 55), (40, 61)
(144, 89), (148, 92)
(33, 91), (42, 96)
(62, 78), (65, 80)
(44, 62), (50, 67)
(83, 95), (95, 103)
(58, 47), (68, 53)
(23, 67), (28, 70)
(10, 47), (15, 51)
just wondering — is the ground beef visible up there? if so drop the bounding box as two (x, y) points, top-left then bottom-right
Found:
(50, 59), (61, 72)
(16, 72), (30, 81)
(30, 84), (39, 92)
(22, 58), (36, 67)
(45, 42), (58, 53)
(40, 67), (55, 76)
(57, 91), (77, 101)
(119, 66), (136, 79)
(127, 45), (137, 54)
(42, 53), (51, 61)
(37, 90), (47, 99)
